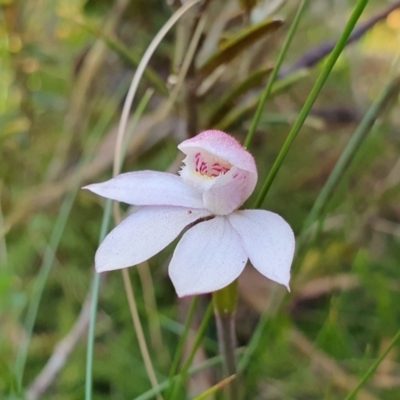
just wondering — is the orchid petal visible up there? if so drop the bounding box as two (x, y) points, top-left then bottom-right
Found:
(169, 216), (248, 297)
(178, 130), (258, 214)
(202, 167), (258, 215)
(96, 206), (211, 272)
(178, 130), (257, 173)
(227, 210), (295, 289)
(84, 171), (204, 208)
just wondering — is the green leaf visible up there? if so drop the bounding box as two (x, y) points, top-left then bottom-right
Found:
(199, 19), (283, 76)
(208, 66), (273, 126)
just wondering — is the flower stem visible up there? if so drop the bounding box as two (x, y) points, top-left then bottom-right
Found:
(212, 280), (239, 400)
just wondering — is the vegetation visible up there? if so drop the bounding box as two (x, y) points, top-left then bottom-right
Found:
(1, 0), (400, 398)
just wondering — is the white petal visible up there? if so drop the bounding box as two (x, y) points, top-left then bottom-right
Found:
(84, 171), (204, 208)
(169, 216), (248, 297)
(96, 206), (211, 272)
(227, 210), (295, 289)
(202, 166), (258, 215)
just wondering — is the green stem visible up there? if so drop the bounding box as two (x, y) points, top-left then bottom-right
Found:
(212, 280), (239, 400)
(244, 0), (309, 149)
(254, 0), (370, 208)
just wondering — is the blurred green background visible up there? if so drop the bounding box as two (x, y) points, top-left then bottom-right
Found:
(1, 0), (400, 399)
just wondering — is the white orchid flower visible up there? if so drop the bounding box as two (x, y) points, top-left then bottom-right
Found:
(84, 130), (295, 297)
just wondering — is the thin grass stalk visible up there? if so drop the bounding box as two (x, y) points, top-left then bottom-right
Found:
(216, 69), (309, 131)
(47, 0), (130, 180)
(168, 296), (199, 383)
(169, 302), (214, 400)
(302, 76), (400, 236)
(115, 101), (161, 394)
(344, 328), (400, 400)
(205, 4), (307, 384)
(14, 189), (77, 388)
(293, 70), (400, 272)
(85, 199), (112, 400)
(239, 69), (400, 390)
(123, 92), (163, 365)
(121, 88), (155, 170)
(163, 13), (207, 118)
(113, 0), (201, 175)
(137, 261), (168, 364)
(140, 4), (207, 129)
(254, 0), (370, 208)
(84, 88), (155, 399)
(192, 375), (236, 400)
(238, 285), (284, 372)
(14, 75), (127, 398)
(69, 16), (168, 95)
(244, 0), (309, 149)
(121, 268), (162, 400)
(134, 352), (234, 400)
(14, 86), (119, 380)
(242, 0), (375, 375)
(0, 187), (7, 263)
(105, 1), (201, 394)
(83, 83), (150, 400)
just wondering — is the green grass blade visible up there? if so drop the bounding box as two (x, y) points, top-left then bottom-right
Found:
(13, 76), (129, 391)
(216, 69), (308, 131)
(241, 57), (399, 400)
(84, 90), (153, 399)
(254, 0), (370, 208)
(192, 375), (236, 400)
(14, 190), (77, 389)
(72, 17), (168, 96)
(133, 353), (228, 400)
(13, 80), (125, 381)
(170, 302), (214, 400)
(344, 328), (400, 400)
(302, 74), (400, 234)
(244, 0), (309, 149)
(237, 288), (282, 373)
(208, 66), (273, 127)
(167, 297), (199, 389)
(85, 199), (112, 400)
